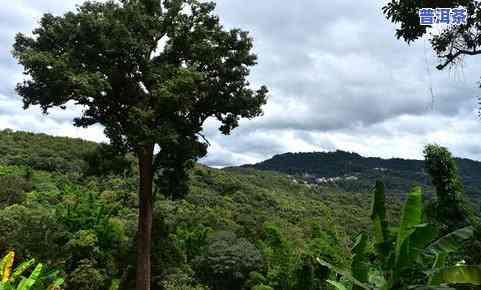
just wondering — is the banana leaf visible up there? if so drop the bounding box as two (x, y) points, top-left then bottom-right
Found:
(371, 181), (390, 259)
(431, 253), (448, 270)
(11, 259), (35, 282)
(395, 187), (423, 266)
(47, 277), (65, 290)
(16, 278), (28, 290)
(317, 258), (372, 290)
(327, 280), (348, 290)
(109, 279), (120, 290)
(18, 263), (43, 290)
(352, 233), (369, 290)
(426, 226), (474, 256)
(397, 224), (438, 271)
(408, 285), (454, 290)
(430, 265), (481, 286)
(0, 252), (15, 283)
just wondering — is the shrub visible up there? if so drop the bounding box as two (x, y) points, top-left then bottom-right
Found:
(193, 231), (263, 290)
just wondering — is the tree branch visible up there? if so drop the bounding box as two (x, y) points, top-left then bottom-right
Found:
(437, 49), (481, 70)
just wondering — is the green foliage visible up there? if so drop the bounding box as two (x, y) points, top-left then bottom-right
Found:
(0, 251), (64, 290)
(84, 144), (134, 177)
(424, 144), (471, 233)
(160, 270), (209, 290)
(0, 130), (131, 180)
(0, 205), (60, 260)
(10, 131), (481, 290)
(351, 233), (369, 290)
(0, 175), (32, 207)
(193, 231), (262, 290)
(422, 145), (481, 266)
(65, 259), (105, 290)
(370, 181), (389, 261)
(426, 227), (474, 256)
(0, 130), (97, 174)
(12, 0), (268, 200)
(172, 226), (210, 262)
(8, 132), (474, 290)
(258, 223), (297, 289)
(327, 280), (348, 290)
(430, 266), (481, 286)
(0, 171), (135, 290)
(0, 135), (362, 290)
(320, 181), (476, 290)
(251, 285), (274, 290)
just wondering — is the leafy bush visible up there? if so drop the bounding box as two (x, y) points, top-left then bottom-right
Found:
(0, 175), (32, 207)
(161, 270), (209, 290)
(193, 231), (263, 290)
(65, 259), (106, 290)
(0, 205), (61, 260)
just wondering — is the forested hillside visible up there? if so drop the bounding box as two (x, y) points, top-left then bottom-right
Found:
(0, 129), (404, 290)
(2, 129), (481, 290)
(0, 129), (97, 172)
(244, 150), (481, 202)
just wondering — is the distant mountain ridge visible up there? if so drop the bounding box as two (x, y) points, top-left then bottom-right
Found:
(241, 150), (481, 200)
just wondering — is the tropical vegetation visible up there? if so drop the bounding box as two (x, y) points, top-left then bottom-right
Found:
(0, 129), (480, 289)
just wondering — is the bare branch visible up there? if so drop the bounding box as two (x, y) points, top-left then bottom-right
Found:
(437, 49), (481, 70)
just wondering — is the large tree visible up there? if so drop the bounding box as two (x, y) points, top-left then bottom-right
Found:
(12, 0), (268, 289)
(383, 1), (481, 71)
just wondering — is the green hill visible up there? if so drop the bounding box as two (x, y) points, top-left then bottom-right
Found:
(0, 129), (98, 173)
(242, 150), (481, 202)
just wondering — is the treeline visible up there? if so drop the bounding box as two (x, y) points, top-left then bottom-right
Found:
(0, 129), (134, 176)
(248, 150), (481, 200)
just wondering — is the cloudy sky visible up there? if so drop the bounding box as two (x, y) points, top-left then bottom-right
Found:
(2, 0), (481, 167)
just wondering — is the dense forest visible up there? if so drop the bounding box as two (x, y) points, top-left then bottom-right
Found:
(1, 129), (480, 289)
(0, 129), (404, 290)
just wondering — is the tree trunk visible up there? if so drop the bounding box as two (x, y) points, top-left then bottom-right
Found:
(136, 144), (155, 290)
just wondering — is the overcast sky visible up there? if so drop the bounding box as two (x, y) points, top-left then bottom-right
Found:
(2, 0), (481, 167)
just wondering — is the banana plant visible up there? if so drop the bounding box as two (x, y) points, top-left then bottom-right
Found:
(0, 251), (64, 290)
(319, 181), (477, 290)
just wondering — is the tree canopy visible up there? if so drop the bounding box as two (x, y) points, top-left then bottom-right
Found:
(13, 0), (267, 192)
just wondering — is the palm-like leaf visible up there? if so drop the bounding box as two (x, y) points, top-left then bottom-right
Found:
(11, 259), (35, 282)
(397, 224), (438, 271)
(395, 187), (423, 263)
(351, 233), (369, 290)
(370, 181), (394, 269)
(430, 266), (481, 286)
(17, 263), (43, 290)
(46, 278), (64, 290)
(108, 279), (120, 290)
(426, 226), (474, 256)
(0, 252), (15, 283)
(317, 258), (372, 290)
(327, 280), (348, 290)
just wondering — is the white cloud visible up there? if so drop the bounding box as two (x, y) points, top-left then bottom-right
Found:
(1, 0), (481, 167)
